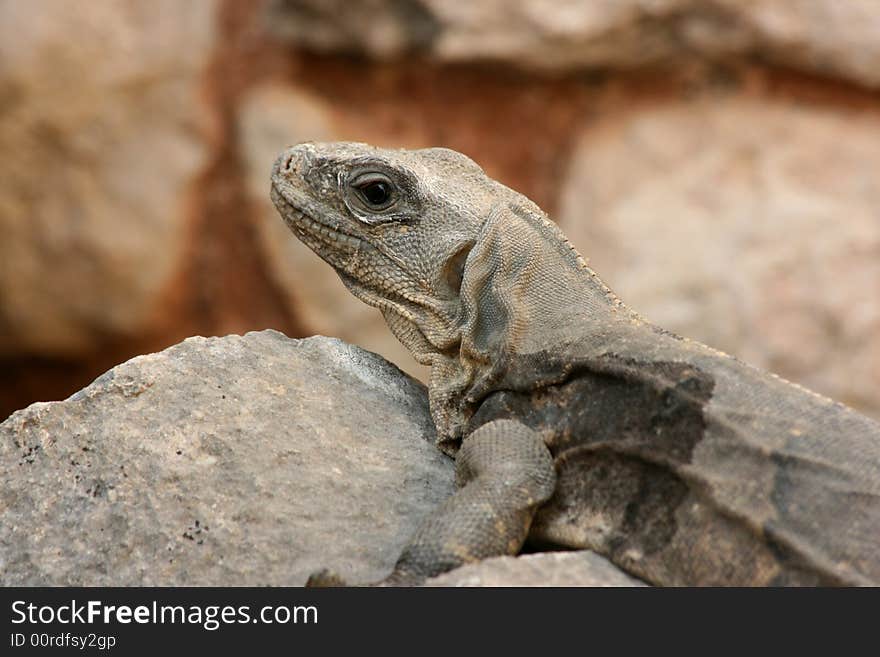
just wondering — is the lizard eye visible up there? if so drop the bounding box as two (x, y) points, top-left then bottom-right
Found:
(361, 181), (390, 205)
(352, 173), (396, 210)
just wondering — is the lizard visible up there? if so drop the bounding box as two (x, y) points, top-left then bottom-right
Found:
(270, 141), (880, 586)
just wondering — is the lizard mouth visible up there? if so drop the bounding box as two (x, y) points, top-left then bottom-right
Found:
(270, 185), (366, 259)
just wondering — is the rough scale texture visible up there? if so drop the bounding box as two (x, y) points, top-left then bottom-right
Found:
(0, 330), (452, 585)
(271, 142), (880, 586)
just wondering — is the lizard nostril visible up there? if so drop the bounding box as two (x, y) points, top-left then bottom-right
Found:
(282, 153), (296, 173)
(274, 151), (301, 179)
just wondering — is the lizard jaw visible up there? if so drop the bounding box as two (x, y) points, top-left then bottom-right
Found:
(271, 184), (423, 322)
(270, 185), (367, 263)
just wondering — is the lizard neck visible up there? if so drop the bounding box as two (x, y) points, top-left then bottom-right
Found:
(429, 202), (640, 452)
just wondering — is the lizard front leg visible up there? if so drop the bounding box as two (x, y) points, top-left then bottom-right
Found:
(379, 419), (556, 585)
(307, 420), (556, 586)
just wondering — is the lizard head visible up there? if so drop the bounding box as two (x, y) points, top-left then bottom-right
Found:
(272, 141), (621, 448)
(271, 141), (506, 362)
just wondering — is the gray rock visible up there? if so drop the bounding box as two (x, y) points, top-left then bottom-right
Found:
(426, 551), (647, 587)
(0, 330), (453, 585)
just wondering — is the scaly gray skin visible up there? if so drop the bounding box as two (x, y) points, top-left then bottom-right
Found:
(270, 142), (880, 586)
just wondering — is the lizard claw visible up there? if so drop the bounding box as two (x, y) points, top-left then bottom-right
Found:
(305, 568), (349, 587)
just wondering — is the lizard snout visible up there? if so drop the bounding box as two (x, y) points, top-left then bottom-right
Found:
(272, 143), (315, 182)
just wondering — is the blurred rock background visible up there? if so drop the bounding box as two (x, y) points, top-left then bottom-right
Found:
(1, 0), (878, 421)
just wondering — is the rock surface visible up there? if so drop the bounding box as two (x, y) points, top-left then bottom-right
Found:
(0, 330), (452, 585)
(559, 92), (880, 417)
(0, 0), (216, 357)
(267, 0), (880, 88)
(427, 551), (646, 587)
